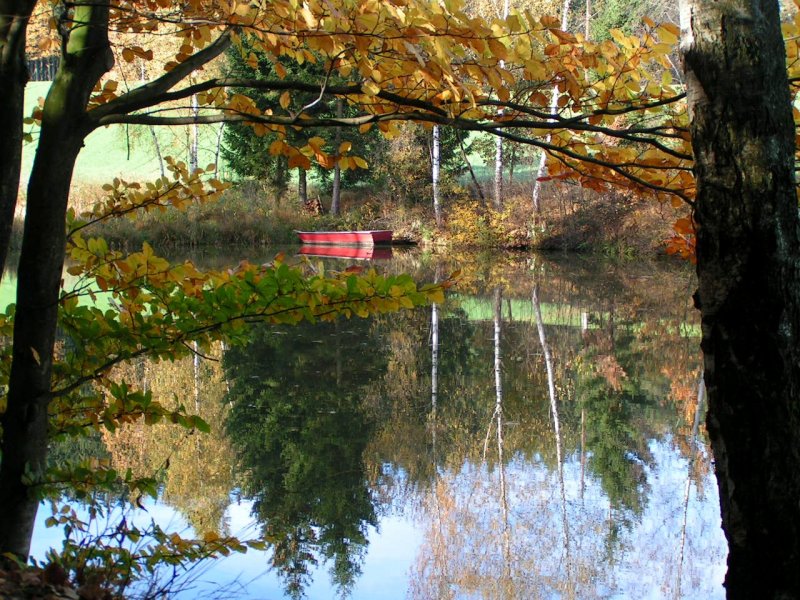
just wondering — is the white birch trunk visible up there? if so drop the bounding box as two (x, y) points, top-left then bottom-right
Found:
(493, 0), (510, 209)
(532, 0), (573, 212)
(432, 125), (442, 226)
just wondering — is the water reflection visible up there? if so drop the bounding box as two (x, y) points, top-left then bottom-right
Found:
(225, 320), (380, 598)
(41, 252), (726, 598)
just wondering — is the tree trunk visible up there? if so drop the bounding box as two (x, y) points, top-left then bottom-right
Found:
(532, 0), (572, 213)
(298, 168), (307, 205)
(432, 125), (441, 226)
(331, 98), (342, 216)
(681, 0), (800, 596)
(189, 94), (199, 172)
(492, 0), (510, 211)
(0, 0), (37, 279)
(150, 126), (166, 178)
(0, 0), (113, 558)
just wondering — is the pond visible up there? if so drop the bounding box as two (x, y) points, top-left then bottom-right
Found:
(28, 249), (727, 599)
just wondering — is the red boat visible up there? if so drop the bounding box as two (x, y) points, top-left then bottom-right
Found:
(298, 245), (393, 260)
(295, 230), (393, 246)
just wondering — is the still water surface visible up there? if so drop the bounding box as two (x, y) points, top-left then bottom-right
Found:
(30, 249), (727, 598)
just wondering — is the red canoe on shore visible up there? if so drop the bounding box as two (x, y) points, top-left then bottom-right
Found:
(295, 230), (393, 246)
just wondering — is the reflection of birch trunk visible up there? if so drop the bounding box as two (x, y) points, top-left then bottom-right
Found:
(580, 407), (586, 501)
(335, 319), (342, 388)
(429, 277), (448, 594)
(533, 284), (573, 592)
(489, 286), (512, 587)
(580, 310), (588, 501)
(675, 377), (706, 598)
(494, 287), (503, 420)
(192, 340), (200, 412)
(531, 0), (573, 212)
(431, 300), (439, 454)
(484, 286), (505, 458)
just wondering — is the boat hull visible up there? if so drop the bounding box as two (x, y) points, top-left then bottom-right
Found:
(298, 245), (393, 260)
(295, 230), (393, 246)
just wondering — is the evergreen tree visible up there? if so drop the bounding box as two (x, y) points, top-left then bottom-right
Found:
(222, 39), (387, 205)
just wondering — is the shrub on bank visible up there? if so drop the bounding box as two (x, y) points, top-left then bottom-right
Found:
(49, 177), (678, 256)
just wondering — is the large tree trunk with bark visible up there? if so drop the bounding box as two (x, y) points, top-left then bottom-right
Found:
(0, 0), (37, 279)
(681, 0), (800, 596)
(0, 0), (113, 558)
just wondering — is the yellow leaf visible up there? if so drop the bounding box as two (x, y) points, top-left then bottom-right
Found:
(338, 141), (352, 154)
(308, 136), (326, 151)
(355, 13), (379, 30)
(657, 23), (680, 45)
(362, 81), (381, 96)
(488, 38), (507, 61)
(279, 91), (291, 109)
(203, 531), (220, 543)
(288, 154), (311, 169)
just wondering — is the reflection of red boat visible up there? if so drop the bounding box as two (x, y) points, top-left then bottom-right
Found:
(298, 245), (393, 260)
(295, 230), (393, 246)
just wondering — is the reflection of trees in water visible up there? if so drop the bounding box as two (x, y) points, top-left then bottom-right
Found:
(62, 253), (724, 598)
(400, 261), (722, 598)
(224, 321), (383, 598)
(408, 463), (609, 600)
(102, 344), (235, 537)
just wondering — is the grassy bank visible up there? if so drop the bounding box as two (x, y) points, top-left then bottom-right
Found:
(66, 179), (679, 258)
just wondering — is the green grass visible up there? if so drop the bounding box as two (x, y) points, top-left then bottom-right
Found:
(22, 82), (228, 187)
(454, 294), (701, 336)
(454, 294), (594, 327)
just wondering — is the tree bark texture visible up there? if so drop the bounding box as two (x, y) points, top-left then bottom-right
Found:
(0, 0), (37, 279)
(0, 0), (113, 558)
(682, 0), (800, 596)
